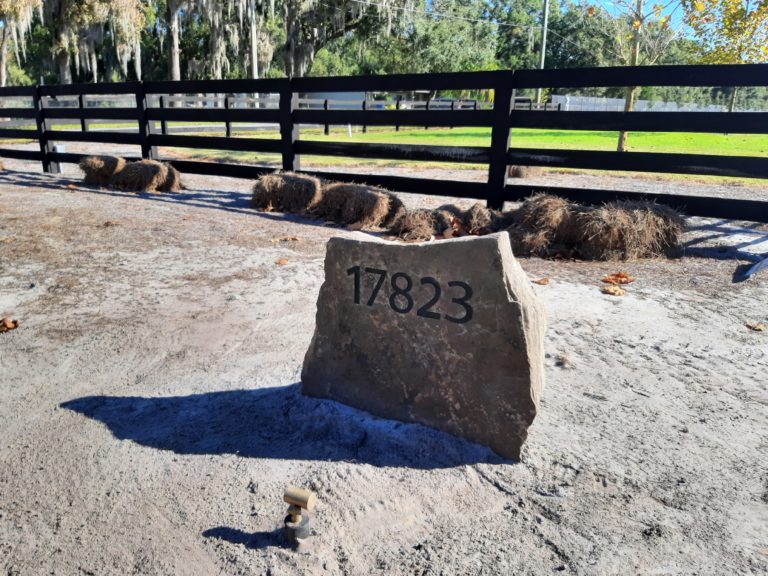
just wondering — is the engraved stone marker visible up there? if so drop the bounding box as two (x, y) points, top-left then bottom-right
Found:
(301, 232), (546, 459)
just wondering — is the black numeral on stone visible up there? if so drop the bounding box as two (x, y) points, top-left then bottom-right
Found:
(445, 281), (473, 324)
(350, 265), (472, 324)
(389, 272), (414, 314)
(416, 277), (441, 320)
(347, 265), (361, 304)
(364, 268), (387, 306)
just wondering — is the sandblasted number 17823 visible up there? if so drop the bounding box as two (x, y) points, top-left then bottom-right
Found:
(346, 266), (473, 324)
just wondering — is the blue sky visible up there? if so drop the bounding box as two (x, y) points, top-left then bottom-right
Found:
(592, 0), (688, 31)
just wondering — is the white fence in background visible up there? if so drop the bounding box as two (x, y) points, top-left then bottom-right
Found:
(551, 94), (749, 112)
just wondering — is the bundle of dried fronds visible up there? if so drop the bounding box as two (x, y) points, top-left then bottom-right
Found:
(508, 165), (544, 178)
(464, 202), (502, 235)
(251, 172), (323, 213)
(394, 209), (441, 241)
(79, 155), (126, 186)
(495, 209), (519, 231)
(384, 194), (407, 230)
(316, 183), (398, 229)
(159, 164), (182, 192)
(577, 201), (685, 260)
(109, 160), (168, 193)
(433, 205), (463, 234)
(515, 193), (573, 234)
(394, 202), (505, 241)
(507, 194), (578, 256)
(506, 194), (684, 260)
(509, 228), (552, 256)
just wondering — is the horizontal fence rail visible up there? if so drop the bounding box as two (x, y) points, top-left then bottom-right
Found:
(0, 64), (767, 221)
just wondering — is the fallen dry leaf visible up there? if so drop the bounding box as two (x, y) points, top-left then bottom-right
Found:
(602, 272), (636, 285)
(533, 277), (550, 285)
(450, 217), (469, 237)
(66, 184), (78, 189)
(0, 317), (20, 333)
(601, 285), (626, 296)
(746, 322), (766, 332)
(275, 258), (289, 266)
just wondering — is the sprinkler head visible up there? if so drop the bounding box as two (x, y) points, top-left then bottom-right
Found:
(283, 486), (317, 547)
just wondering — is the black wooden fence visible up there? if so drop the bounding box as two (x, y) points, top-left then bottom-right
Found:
(0, 64), (767, 221)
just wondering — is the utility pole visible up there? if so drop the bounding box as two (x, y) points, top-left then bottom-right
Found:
(535, 0), (550, 104)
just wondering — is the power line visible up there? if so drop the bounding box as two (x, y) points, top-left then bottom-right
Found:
(548, 29), (590, 53)
(339, 0), (542, 32)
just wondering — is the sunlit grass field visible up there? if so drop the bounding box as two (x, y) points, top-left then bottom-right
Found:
(165, 127), (768, 186)
(302, 127), (768, 156)
(163, 126), (768, 166)
(2, 124), (766, 182)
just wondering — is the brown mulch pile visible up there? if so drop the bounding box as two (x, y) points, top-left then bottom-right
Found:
(79, 156), (182, 193)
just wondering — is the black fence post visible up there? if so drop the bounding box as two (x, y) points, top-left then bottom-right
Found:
(33, 87), (58, 174)
(424, 97), (430, 130)
(279, 79), (299, 171)
(395, 96), (401, 132)
(224, 95), (232, 138)
(362, 99), (367, 134)
(323, 99), (329, 135)
(78, 94), (89, 132)
(159, 96), (168, 135)
(135, 83), (155, 160)
(486, 73), (514, 210)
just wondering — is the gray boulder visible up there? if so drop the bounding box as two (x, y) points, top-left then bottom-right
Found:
(301, 232), (546, 460)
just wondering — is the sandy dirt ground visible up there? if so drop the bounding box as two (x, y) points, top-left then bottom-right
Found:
(0, 160), (767, 575)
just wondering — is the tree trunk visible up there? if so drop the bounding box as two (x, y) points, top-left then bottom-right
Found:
(56, 52), (72, 84)
(283, 0), (298, 78)
(616, 85), (638, 152)
(250, 7), (260, 109)
(0, 30), (9, 88)
(90, 45), (98, 83)
(129, 37), (141, 81)
(617, 0), (643, 152)
(54, 28), (72, 84)
(168, 2), (182, 81)
(297, 48), (314, 77)
(250, 13), (259, 80)
(728, 87), (737, 112)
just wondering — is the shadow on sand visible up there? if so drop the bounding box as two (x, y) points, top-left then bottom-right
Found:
(0, 168), (329, 228)
(202, 526), (285, 550)
(61, 384), (505, 469)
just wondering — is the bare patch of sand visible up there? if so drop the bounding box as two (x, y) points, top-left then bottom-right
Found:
(0, 169), (766, 575)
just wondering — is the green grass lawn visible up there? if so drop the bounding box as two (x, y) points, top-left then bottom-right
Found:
(4, 123), (766, 157)
(299, 126), (768, 156)
(165, 127), (768, 183)
(2, 123), (766, 182)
